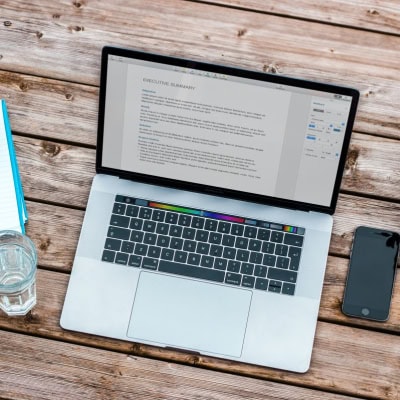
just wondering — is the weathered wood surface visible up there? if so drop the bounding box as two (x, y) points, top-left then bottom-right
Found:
(206, 0), (400, 35)
(1, 0), (400, 399)
(0, 328), (368, 400)
(0, 267), (399, 399)
(1, 1), (400, 139)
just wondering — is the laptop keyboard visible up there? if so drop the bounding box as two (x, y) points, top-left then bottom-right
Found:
(102, 195), (305, 296)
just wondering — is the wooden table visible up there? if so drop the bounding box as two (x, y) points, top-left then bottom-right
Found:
(1, 1), (399, 398)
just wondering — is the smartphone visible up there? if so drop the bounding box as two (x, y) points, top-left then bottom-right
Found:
(342, 226), (400, 321)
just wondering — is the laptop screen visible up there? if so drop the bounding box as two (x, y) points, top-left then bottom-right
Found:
(98, 47), (359, 214)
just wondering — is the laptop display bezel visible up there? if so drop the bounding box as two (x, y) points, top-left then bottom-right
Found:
(96, 46), (359, 215)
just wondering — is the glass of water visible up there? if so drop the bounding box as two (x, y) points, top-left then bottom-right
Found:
(0, 230), (37, 316)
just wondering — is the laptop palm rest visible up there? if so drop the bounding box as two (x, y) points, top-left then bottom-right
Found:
(127, 271), (252, 357)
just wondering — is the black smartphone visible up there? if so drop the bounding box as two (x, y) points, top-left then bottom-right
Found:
(342, 226), (400, 321)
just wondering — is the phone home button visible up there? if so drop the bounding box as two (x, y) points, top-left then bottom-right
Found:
(361, 308), (370, 316)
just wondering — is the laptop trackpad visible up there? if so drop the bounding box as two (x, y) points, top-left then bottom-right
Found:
(127, 272), (252, 357)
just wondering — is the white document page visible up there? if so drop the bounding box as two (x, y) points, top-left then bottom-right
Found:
(121, 64), (291, 196)
(0, 103), (22, 232)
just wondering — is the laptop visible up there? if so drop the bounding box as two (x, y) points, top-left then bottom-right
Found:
(61, 46), (359, 373)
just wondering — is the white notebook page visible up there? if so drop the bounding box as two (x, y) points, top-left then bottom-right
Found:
(0, 102), (21, 232)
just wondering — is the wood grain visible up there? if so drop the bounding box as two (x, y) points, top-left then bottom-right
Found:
(0, 268), (399, 399)
(0, 328), (366, 400)
(206, 0), (400, 35)
(1, 1), (399, 139)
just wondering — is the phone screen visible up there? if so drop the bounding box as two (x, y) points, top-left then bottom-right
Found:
(342, 226), (399, 321)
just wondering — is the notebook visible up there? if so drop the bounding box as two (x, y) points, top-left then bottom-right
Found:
(0, 100), (28, 233)
(61, 46), (359, 373)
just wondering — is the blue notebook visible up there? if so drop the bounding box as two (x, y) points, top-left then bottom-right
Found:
(0, 100), (28, 233)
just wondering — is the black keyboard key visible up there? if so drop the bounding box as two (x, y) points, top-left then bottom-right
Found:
(262, 242), (275, 254)
(152, 210), (165, 222)
(130, 218), (143, 230)
(227, 260), (241, 273)
(170, 238), (183, 250)
(143, 220), (156, 232)
(112, 203), (126, 215)
(249, 239), (262, 252)
(225, 273), (241, 285)
(134, 243), (148, 256)
(275, 244), (288, 256)
(235, 237), (248, 249)
(204, 219), (218, 231)
(240, 263), (254, 275)
(244, 226), (257, 238)
(236, 249), (250, 262)
(178, 214), (191, 226)
(161, 248), (174, 261)
(257, 228), (270, 241)
(142, 257), (158, 270)
(249, 252), (262, 264)
(188, 253), (201, 266)
(191, 217), (204, 229)
(105, 238), (121, 251)
(284, 233), (304, 247)
(195, 230), (209, 242)
(143, 233), (157, 245)
(126, 205), (139, 217)
(210, 245), (223, 257)
(276, 256), (289, 269)
(263, 254), (276, 266)
(288, 246), (302, 258)
(102, 250), (115, 262)
(231, 224), (244, 236)
(223, 247), (236, 259)
(268, 267), (297, 283)
(110, 214), (130, 228)
(282, 282), (296, 295)
(254, 265), (268, 277)
(115, 252), (129, 265)
(242, 275), (255, 288)
(289, 257), (301, 271)
(268, 280), (282, 293)
(170, 225), (183, 237)
(184, 240), (197, 252)
(174, 251), (188, 263)
(271, 231), (284, 243)
(139, 207), (152, 219)
(182, 227), (196, 240)
(201, 255), (214, 268)
(130, 230), (144, 243)
(156, 223), (169, 235)
(196, 242), (210, 255)
(148, 246), (161, 258)
(128, 255), (142, 267)
(157, 235), (170, 247)
(255, 277), (269, 290)
(159, 260), (224, 282)
(165, 212), (178, 224)
(217, 221), (231, 234)
(209, 232), (222, 244)
(214, 258), (227, 270)
(121, 241), (134, 253)
(108, 226), (130, 240)
(222, 234), (235, 247)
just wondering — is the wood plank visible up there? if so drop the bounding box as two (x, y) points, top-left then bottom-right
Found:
(13, 134), (400, 211)
(0, 330), (364, 400)
(0, 269), (398, 399)
(205, 0), (400, 35)
(1, 1), (399, 139)
(0, 71), (98, 146)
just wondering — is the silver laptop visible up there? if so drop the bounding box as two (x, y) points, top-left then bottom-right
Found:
(61, 46), (359, 373)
